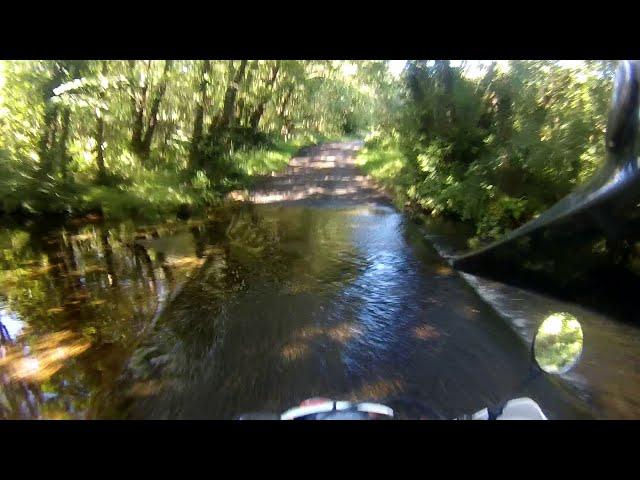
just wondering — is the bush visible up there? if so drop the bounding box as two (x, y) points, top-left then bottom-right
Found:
(362, 61), (615, 242)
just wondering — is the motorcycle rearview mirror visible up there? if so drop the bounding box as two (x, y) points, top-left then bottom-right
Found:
(487, 313), (584, 419)
(532, 312), (584, 375)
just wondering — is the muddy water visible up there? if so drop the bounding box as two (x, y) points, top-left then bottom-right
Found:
(0, 141), (616, 419)
(0, 216), (211, 418)
(0, 199), (593, 419)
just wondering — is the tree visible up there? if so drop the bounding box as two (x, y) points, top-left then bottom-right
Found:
(37, 61), (83, 180)
(129, 60), (173, 161)
(189, 60), (211, 171)
(95, 61), (109, 183)
(216, 59), (248, 130)
(0, 59), (403, 216)
(249, 61), (280, 132)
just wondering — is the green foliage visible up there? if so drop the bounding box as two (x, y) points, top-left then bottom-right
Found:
(233, 146), (291, 177)
(3, 58), (613, 239)
(357, 131), (410, 207)
(0, 60), (391, 221)
(362, 60), (616, 241)
(81, 171), (216, 222)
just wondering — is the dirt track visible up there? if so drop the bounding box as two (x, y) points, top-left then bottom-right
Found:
(248, 141), (389, 205)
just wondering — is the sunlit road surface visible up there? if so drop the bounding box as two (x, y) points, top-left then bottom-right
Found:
(248, 141), (387, 205)
(120, 142), (592, 419)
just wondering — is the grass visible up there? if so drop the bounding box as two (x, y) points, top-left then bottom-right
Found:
(233, 138), (301, 176)
(356, 138), (411, 208)
(94, 138), (307, 221)
(2, 132), (370, 224)
(1, 138), (307, 224)
(81, 171), (210, 222)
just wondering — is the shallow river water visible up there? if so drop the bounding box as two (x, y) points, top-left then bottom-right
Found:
(0, 202), (594, 419)
(1, 141), (635, 419)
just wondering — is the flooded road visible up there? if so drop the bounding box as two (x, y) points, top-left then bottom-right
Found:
(423, 217), (640, 419)
(110, 202), (591, 419)
(0, 142), (621, 419)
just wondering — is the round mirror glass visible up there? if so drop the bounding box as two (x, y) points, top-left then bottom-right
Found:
(533, 312), (583, 374)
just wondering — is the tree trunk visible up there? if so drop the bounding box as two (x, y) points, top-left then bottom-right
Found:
(140, 60), (173, 159)
(129, 60), (173, 163)
(278, 84), (294, 120)
(56, 107), (71, 179)
(237, 98), (246, 127)
(129, 61), (149, 159)
(219, 60), (248, 129)
(56, 62), (83, 180)
(95, 62), (108, 183)
(238, 61), (259, 127)
(249, 103), (265, 131)
(37, 104), (59, 177)
(435, 60), (455, 125)
(95, 114), (106, 181)
(249, 61), (280, 131)
(38, 62), (80, 180)
(37, 63), (65, 177)
(478, 62), (497, 131)
(189, 60), (211, 171)
(278, 84), (295, 136)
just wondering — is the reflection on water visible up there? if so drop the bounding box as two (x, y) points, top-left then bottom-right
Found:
(0, 202), (615, 419)
(101, 204), (591, 419)
(0, 215), (221, 418)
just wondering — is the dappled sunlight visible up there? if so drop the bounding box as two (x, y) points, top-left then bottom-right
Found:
(290, 157), (338, 169)
(414, 324), (441, 341)
(248, 140), (387, 205)
(434, 264), (453, 276)
(46, 306), (65, 315)
(162, 256), (205, 269)
(0, 58), (632, 421)
(0, 218), (223, 418)
(279, 325), (361, 365)
(293, 326), (324, 340)
(0, 330), (91, 382)
(70, 232), (95, 242)
(326, 323), (362, 345)
(227, 190), (250, 201)
(281, 342), (310, 363)
(26, 264), (57, 278)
